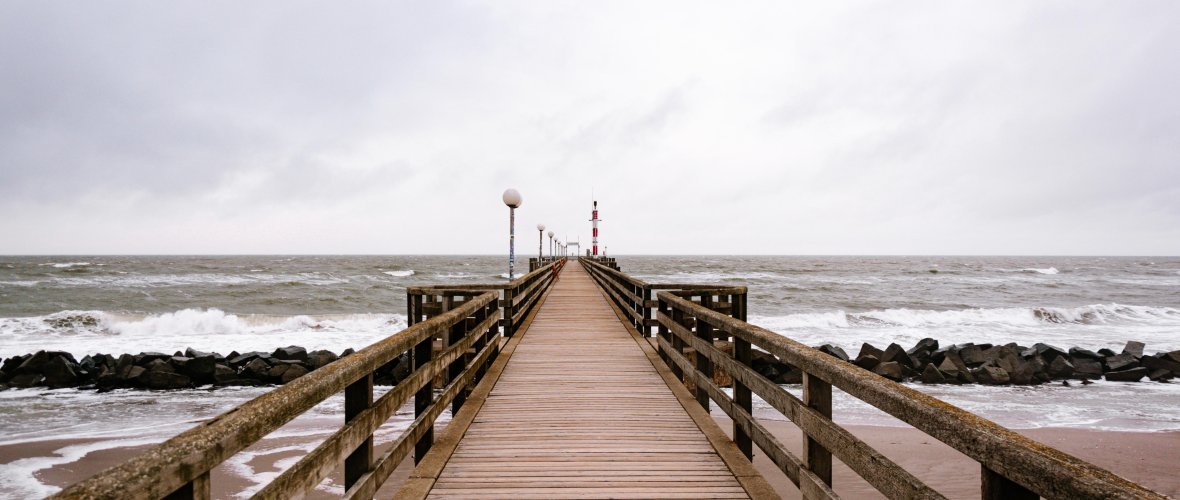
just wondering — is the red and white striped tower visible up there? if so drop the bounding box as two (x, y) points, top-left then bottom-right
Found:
(590, 200), (600, 256)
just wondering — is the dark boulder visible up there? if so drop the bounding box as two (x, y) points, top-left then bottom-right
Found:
(959, 345), (987, 366)
(872, 361), (904, 381)
(280, 365), (308, 384)
(42, 356), (80, 388)
(229, 352), (267, 368)
(853, 354), (880, 371)
(921, 364), (945, 384)
(1103, 353), (1138, 372)
(184, 347), (213, 358)
(241, 358), (272, 380)
(1148, 369), (1173, 382)
(1031, 343), (1069, 361)
(1165, 351), (1180, 364)
(17, 350), (75, 374)
(145, 370), (192, 389)
(1105, 367), (1148, 382)
(341, 348), (356, 357)
(775, 368), (804, 384)
(272, 346), (308, 363)
(881, 343), (917, 370)
(1069, 347), (1102, 360)
(817, 344), (849, 362)
(307, 350), (339, 370)
(1047, 357), (1075, 379)
(213, 364), (239, 384)
(857, 343), (884, 361)
(1071, 357), (1104, 380)
(10, 373), (45, 387)
(1122, 341), (1146, 358)
(174, 355), (217, 383)
(975, 365), (1010, 385)
(1141, 354), (1180, 376)
(134, 352), (172, 366)
(1097, 348), (1117, 358)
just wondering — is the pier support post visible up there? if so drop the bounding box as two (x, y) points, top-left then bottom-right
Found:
(164, 471), (209, 500)
(344, 373), (374, 489)
(695, 295), (714, 412)
(803, 373), (833, 487)
(983, 465), (1038, 500)
(414, 329), (434, 463)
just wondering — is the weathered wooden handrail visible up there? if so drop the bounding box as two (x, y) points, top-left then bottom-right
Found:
(408, 258), (565, 337)
(55, 291), (501, 499)
(581, 257), (746, 336)
(582, 258), (1165, 500)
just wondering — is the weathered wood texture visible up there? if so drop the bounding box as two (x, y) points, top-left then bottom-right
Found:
(425, 263), (756, 500)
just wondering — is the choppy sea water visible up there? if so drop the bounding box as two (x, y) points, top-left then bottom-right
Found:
(2, 255), (1179, 496)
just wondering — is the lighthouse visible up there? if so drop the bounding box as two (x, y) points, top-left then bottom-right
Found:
(590, 200), (600, 256)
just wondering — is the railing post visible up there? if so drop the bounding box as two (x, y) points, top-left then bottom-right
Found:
(503, 286), (515, 337)
(695, 295), (714, 412)
(669, 304), (685, 381)
(803, 372), (833, 488)
(643, 285), (652, 337)
(344, 373), (374, 489)
(734, 335), (753, 460)
(163, 472), (209, 500)
(982, 465), (1038, 500)
(413, 327), (434, 463)
(444, 296), (467, 415)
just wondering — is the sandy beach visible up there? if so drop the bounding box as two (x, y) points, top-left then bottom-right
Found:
(713, 416), (1180, 499)
(4, 414), (1175, 499)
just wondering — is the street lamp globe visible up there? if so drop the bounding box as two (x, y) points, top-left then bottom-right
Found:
(502, 189), (522, 208)
(537, 223), (545, 231)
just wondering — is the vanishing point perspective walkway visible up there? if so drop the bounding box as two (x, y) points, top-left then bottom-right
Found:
(400, 263), (773, 499)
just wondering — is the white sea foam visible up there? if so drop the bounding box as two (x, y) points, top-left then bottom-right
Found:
(40, 262), (91, 268)
(1021, 267), (1059, 275)
(382, 270), (415, 277)
(751, 304), (1180, 353)
(0, 437), (164, 497)
(0, 309), (407, 357)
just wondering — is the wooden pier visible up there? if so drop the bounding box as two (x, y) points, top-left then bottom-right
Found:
(57, 257), (1166, 500)
(398, 262), (770, 499)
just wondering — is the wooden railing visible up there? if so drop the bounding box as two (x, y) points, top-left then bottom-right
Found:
(409, 258), (565, 337)
(57, 258), (565, 500)
(580, 258), (1165, 500)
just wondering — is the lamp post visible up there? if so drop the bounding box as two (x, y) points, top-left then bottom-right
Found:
(536, 223), (545, 263)
(547, 230), (554, 260)
(503, 189), (522, 280)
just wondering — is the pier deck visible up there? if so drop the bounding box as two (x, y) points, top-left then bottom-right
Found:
(404, 263), (770, 499)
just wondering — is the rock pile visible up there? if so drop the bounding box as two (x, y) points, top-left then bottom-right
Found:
(706, 339), (1178, 387)
(0, 346), (415, 391)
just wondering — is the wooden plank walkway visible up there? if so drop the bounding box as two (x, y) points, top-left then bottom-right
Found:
(413, 263), (767, 499)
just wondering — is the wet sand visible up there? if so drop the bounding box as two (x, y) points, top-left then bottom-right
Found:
(713, 416), (1180, 499)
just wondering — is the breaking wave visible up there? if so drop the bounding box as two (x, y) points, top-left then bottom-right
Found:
(754, 304), (1180, 331)
(0, 309), (407, 358)
(382, 270), (414, 277)
(1021, 267), (1059, 275)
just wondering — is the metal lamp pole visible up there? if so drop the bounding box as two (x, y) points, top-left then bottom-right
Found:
(537, 223), (545, 264)
(547, 230), (554, 260)
(503, 189), (522, 280)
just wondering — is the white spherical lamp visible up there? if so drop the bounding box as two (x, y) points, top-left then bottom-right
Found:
(502, 189), (522, 208)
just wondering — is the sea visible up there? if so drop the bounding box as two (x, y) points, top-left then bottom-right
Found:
(2, 255), (1179, 497)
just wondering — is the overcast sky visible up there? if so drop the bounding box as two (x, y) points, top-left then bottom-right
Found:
(1, 2), (1177, 255)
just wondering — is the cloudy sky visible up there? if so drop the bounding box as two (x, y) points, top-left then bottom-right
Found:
(1, 2), (1177, 255)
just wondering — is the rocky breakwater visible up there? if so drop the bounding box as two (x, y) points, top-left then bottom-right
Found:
(701, 339), (1180, 388)
(0, 346), (415, 391)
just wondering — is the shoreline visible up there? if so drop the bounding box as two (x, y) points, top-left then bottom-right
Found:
(3, 419), (1176, 499)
